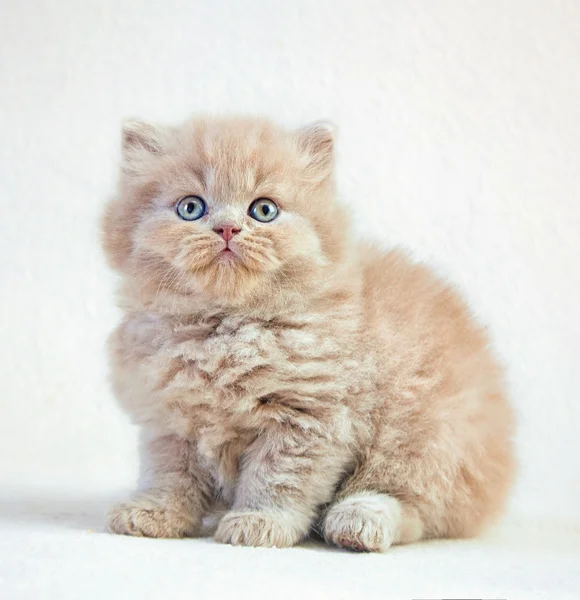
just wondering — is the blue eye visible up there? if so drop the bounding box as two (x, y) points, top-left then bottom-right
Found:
(176, 196), (206, 221)
(249, 198), (279, 222)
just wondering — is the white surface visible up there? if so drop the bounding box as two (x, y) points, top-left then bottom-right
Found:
(1, 1), (579, 597)
(1, 488), (579, 600)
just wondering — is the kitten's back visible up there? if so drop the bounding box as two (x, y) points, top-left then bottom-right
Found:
(357, 245), (515, 537)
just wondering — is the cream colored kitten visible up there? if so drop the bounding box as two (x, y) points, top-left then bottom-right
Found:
(102, 116), (514, 551)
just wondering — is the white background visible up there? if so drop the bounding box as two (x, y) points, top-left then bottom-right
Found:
(1, 0), (579, 522)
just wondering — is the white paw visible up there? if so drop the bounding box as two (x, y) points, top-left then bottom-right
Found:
(107, 497), (198, 538)
(323, 493), (402, 552)
(215, 511), (303, 548)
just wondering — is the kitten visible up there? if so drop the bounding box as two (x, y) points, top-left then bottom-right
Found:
(102, 115), (515, 551)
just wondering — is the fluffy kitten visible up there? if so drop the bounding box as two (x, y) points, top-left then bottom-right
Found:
(102, 115), (514, 551)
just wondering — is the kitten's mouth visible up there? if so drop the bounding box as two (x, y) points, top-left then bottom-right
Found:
(218, 244), (238, 259)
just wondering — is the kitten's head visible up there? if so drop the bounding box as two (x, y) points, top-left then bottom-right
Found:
(103, 116), (350, 310)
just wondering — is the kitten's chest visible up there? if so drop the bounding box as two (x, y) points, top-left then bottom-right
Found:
(116, 310), (362, 493)
(159, 315), (286, 403)
(119, 309), (360, 440)
(128, 312), (341, 426)
(147, 313), (337, 486)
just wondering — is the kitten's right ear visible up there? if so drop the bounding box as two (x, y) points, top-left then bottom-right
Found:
(120, 119), (171, 177)
(122, 119), (166, 155)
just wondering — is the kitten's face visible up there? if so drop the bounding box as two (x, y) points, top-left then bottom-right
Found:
(103, 117), (349, 309)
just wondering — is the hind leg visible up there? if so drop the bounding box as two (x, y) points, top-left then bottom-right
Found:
(322, 491), (424, 552)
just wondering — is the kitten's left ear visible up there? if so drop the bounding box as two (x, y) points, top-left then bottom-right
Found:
(295, 121), (336, 182)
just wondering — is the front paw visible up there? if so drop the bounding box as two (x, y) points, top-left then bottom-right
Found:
(107, 497), (198, 538)
(214, 511), (303, 548)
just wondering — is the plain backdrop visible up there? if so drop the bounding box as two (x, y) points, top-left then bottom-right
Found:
(0, 0), (579, 524)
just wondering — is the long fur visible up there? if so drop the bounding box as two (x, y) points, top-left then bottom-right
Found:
(102, 115), (515, 550)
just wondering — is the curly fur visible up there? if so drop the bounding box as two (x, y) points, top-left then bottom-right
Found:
(102, 115), (515, 551)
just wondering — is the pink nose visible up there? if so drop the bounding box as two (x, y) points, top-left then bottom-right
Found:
(213, 225), (241, 242)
